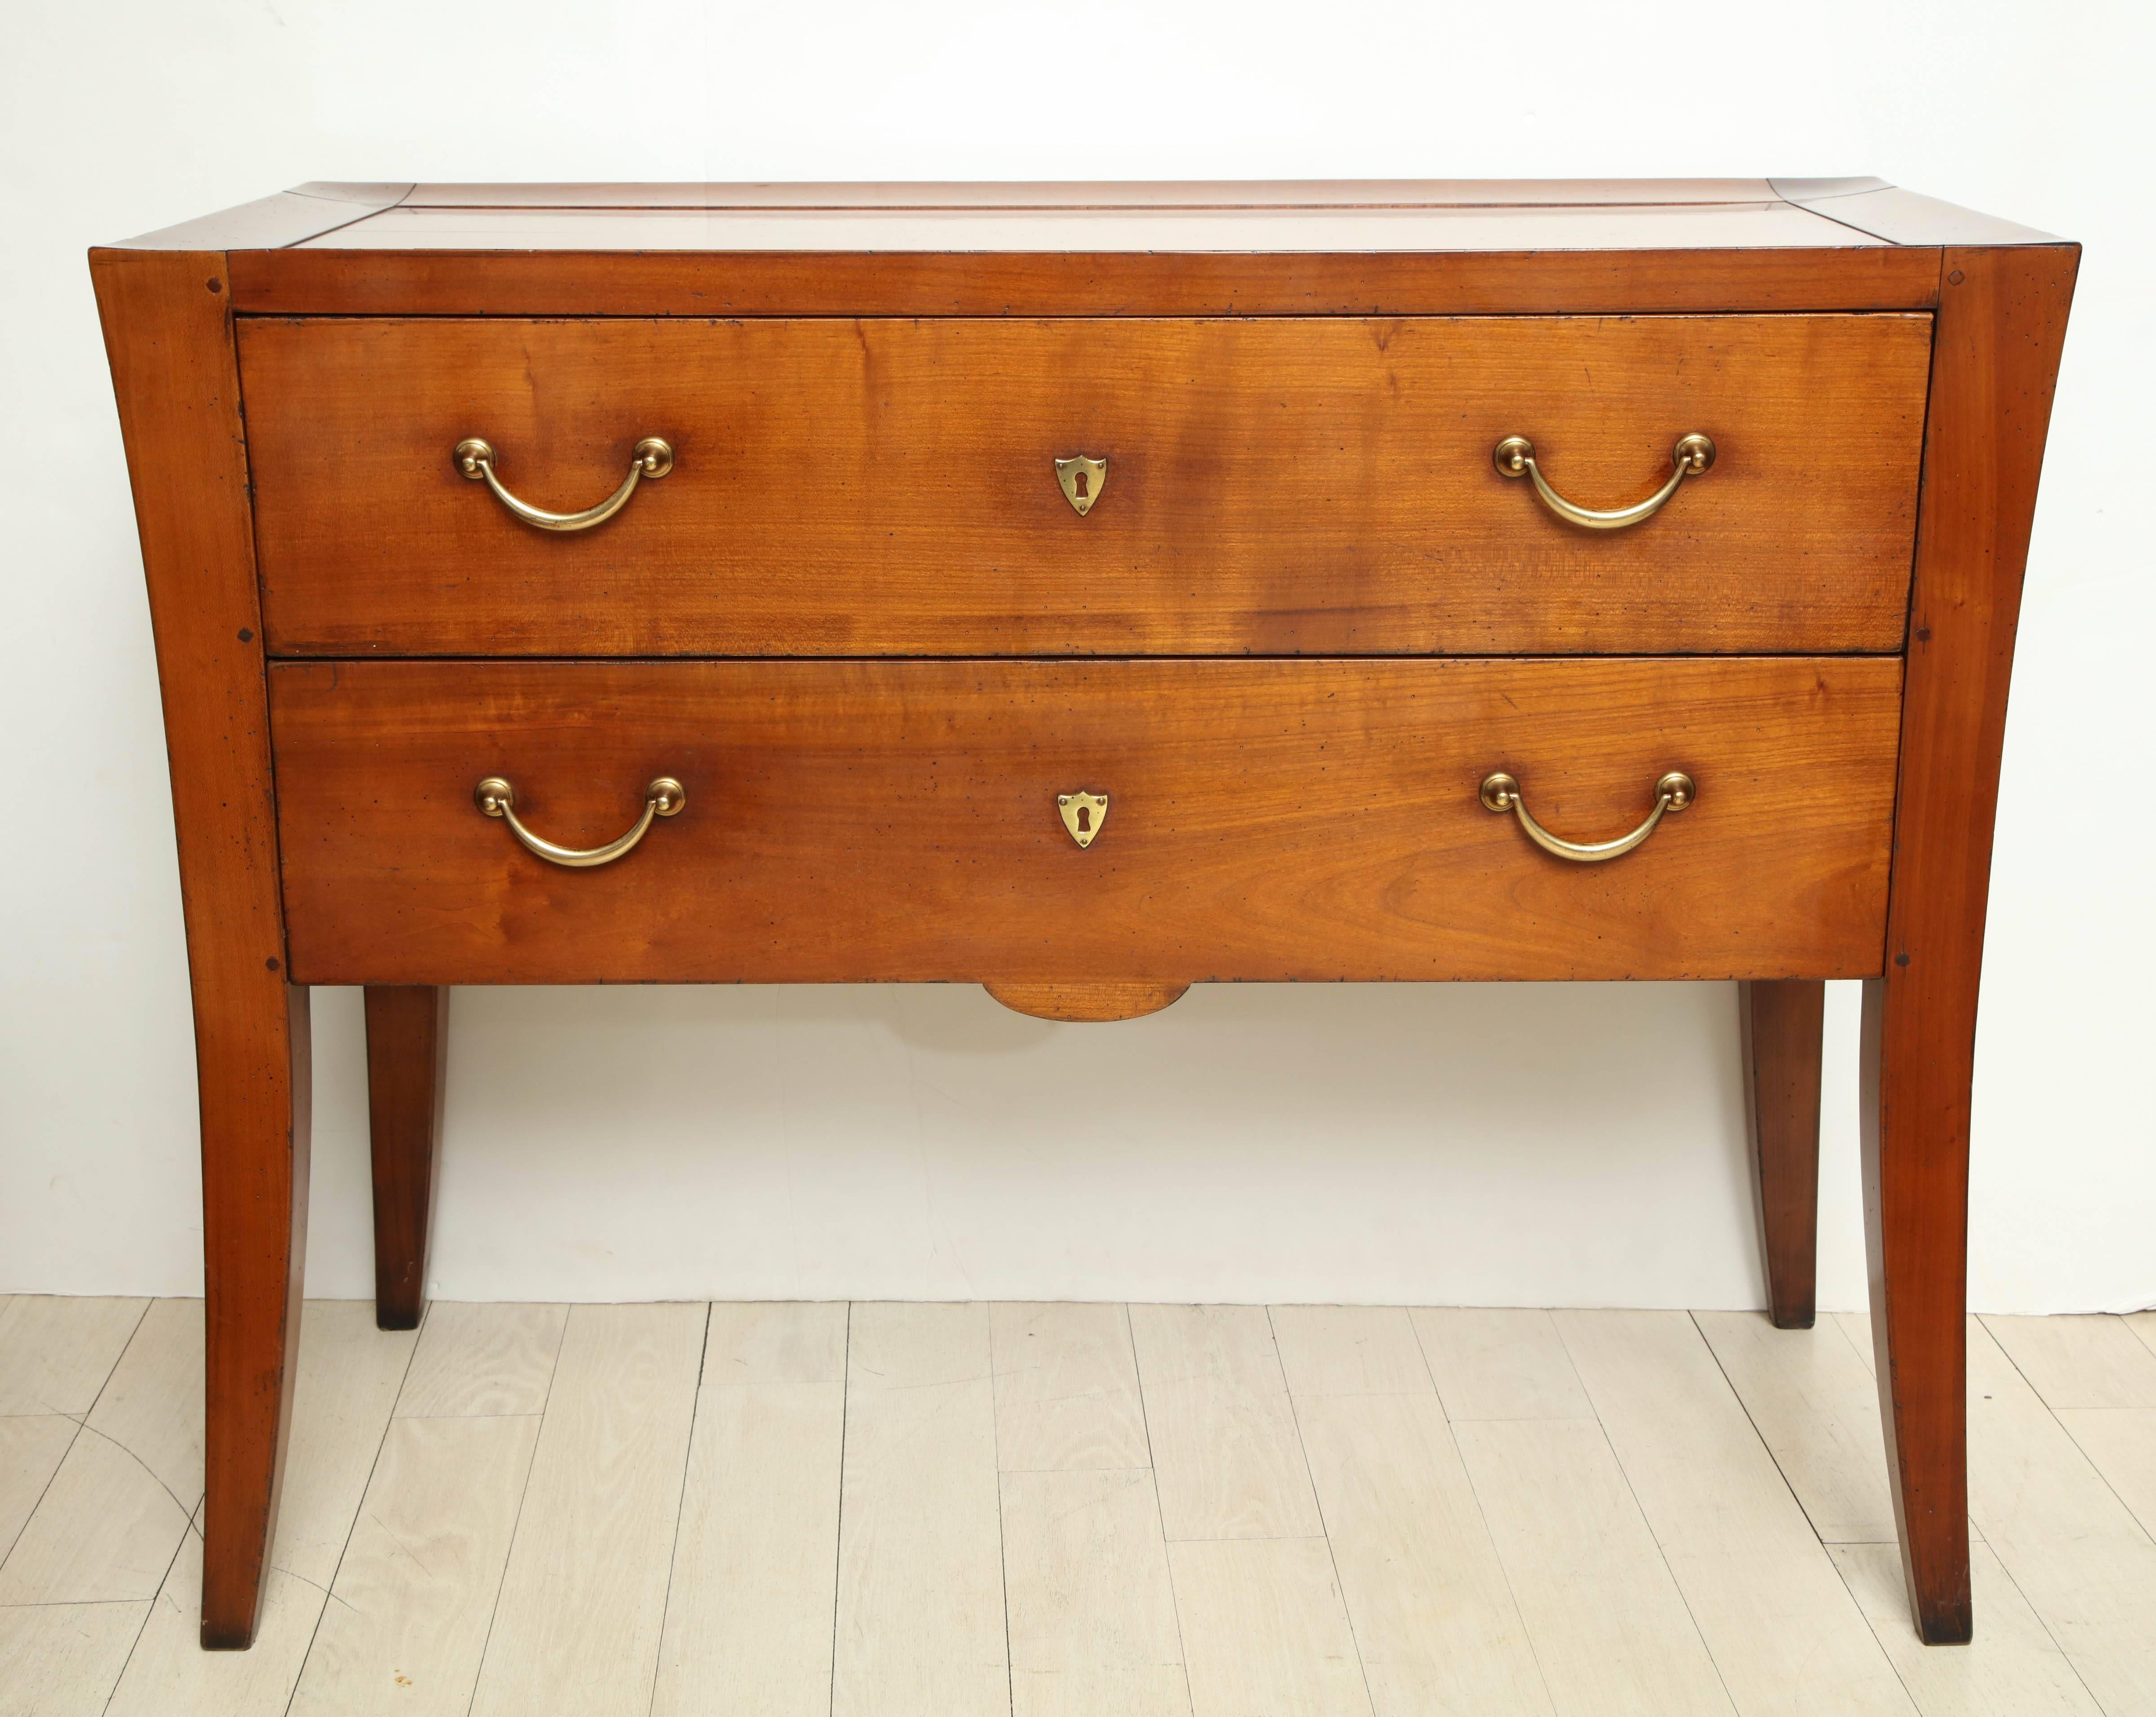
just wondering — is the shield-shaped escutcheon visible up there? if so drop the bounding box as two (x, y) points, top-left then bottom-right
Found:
(1056, 791), (1109, 848)
(1054, 455), (1108, 516)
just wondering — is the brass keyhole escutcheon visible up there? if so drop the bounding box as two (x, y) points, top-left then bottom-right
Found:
(1058, 791), (1109, 848)
(1055, 455), (1109, 517)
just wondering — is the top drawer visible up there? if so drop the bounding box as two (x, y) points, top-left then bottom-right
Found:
(239, 313), (1931, 657)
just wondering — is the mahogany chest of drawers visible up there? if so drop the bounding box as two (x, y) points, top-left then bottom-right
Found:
(90, 178), (2076, 1650)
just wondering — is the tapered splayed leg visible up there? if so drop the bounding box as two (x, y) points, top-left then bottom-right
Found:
(1741, 979), (1824, 1329)
(365, 985), (448, 1331)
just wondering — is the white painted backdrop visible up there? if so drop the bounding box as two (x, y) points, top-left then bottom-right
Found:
(4, 0), (2149, 1313)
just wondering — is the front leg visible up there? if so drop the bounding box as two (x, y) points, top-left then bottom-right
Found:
(1860, 973), (1970, 1642)
(1863, 242), (2077, 1643)
(200, 984), (313, 1647)
(365, 986), (448, 1330)
(92, 246), (319, 1649)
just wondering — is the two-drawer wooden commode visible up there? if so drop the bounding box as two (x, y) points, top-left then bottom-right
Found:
(90, 180), (2075, 1650)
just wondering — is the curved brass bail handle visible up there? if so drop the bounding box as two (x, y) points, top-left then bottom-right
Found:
(1480, 771), (1695, 863)
(474, 776), (686, 868)
(1494, 434), (1715, 531)
(455, 437), (673, 532)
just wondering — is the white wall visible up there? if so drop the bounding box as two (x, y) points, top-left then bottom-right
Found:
(3, 0), (2149, 1313)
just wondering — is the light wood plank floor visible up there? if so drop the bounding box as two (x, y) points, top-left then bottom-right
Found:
(3, 1299), (2153, 1717)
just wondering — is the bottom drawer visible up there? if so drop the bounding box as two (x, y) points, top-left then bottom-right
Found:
(269, 657), (1901, 986)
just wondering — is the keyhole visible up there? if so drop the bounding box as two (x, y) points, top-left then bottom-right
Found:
(1077, 805), (1091, 832)
(1073, 470), (1089, 499)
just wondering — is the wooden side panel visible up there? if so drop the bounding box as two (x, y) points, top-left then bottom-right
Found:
(1864, 243), (2079, 1644)
(226, 243), (1944, 318)
(240, 314), (1933, 658)
(88, 248), (310, 1650)
(267, 656), (1902, 987)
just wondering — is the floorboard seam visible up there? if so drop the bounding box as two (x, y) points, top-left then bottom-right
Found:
(989, 1307), (1016, 1717)
(461, 1304), (566, 1717)
(0, 1420), (84, 1576)
(827, 1302), (850, 1717)
(1983, 1323), (2156, 1551)
(29, 1298), (153, 1708)
(1820, 1549), (1927, 1716)
(3, 1300), (150, 1577)
(645, 1301), (713, 1717)
(1689, 1311), (1847, 1562)
(1268, 1306), (1380, 1717)
(101, 1527), (187, 1717)
(1123, 1303), (1198, 1717)
(1406, 1311), (1561, 1717)
(1969, 1320), (2142, 1713)
(1551, 1315), (1744, 1717)
(283, 1308), (427, 1717)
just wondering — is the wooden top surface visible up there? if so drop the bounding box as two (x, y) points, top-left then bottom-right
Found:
(110, 177), (2060, 254)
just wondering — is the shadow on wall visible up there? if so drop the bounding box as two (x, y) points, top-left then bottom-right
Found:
(302, 979), (1851, 1310)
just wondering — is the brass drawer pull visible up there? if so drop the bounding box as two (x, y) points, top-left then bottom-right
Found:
(454, 437), (673, 532)
(1493, 434), (1715, 531)
(474, 775), (686, 867)
(1480, 770), (1694, 863)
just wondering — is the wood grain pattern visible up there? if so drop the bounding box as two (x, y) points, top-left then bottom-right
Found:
(832, 1304), (1007, 1717)
(467, 1304), (704, 1717)
(393, 1303), (566, 1418)
(1409, 1308), (1592, 1423)
(363, 986), (446, 1331)
(1167, 1539), (1372, 1717)
(1296, 1393), (1554, 1717)
(2129, 1314), (2156, 1363)
(1983, 1315), (2156, 1411)
(93, 181), (2080, 1664)
(227, 244), (1942, 318)
(0, 1296), (146, 1414)
(1833, 1541), (2105, 1717)
(78, 1300), (207, 1509)
(1269, 1306), (1435, 1399)
(2054, 1412), (2156, 1545)
(652, 1304), (846, 1717)
(240, 314), (1931, 659)
(1864, 241), (2078, 1644)
(1000, 1468), (1192, 1717)
(108, 1528), (328, 1716)
(104, 1301), (418, 1716)
(1451, 1417), (1735, 1717)
(91, 246), (310, 1652)
(261, 1302), (420, 1590)
(1741, 979), (1826, 1328)
(990, 1303), (1152, 1473)
(267, 657), (1902, 987)
(1127, 1305), (1321, 1541)
(0, 1302), (208, 1606)
(0, 1601), (150, 1715)
(1694, 1312), (1902, 1547)
(0, 1424), (190, 1604)
(287, 1415), (540, 1717)
(1554, 1311), (1914, 1714)
(1960, 1320), (2156, 1712)
(0, 1418), (75, 1569)
(984, 981), (1188, 1023)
